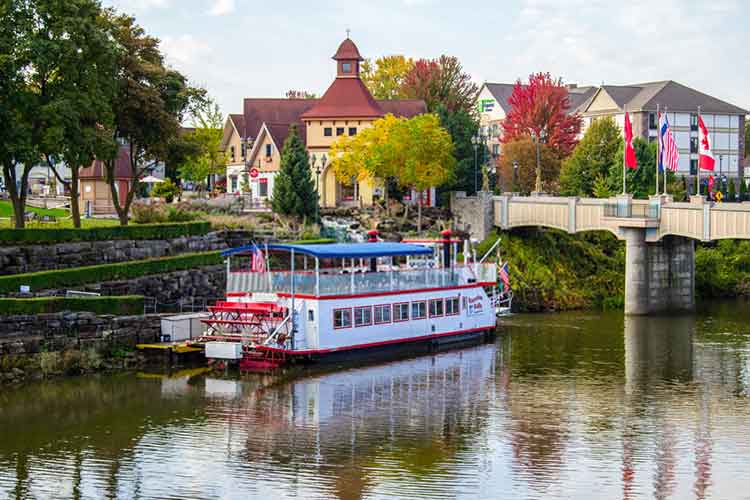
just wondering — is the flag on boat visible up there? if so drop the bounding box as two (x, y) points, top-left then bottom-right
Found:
(498, 262), (510, 290)
(658, 114), (679, 172)
(624, 112), (638, 169)
(251, 242), (266, 272)
(698, 115), (715, 171)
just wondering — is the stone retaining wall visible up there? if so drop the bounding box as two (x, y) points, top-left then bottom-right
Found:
(0, 229), (253, 275)
(0, 312), (162, 384)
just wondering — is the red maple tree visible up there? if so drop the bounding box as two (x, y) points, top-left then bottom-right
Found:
(500, 72), (582, 157)
(401, 55), (478, 115)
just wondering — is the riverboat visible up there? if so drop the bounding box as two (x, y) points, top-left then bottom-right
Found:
(201, 237), (498, 371)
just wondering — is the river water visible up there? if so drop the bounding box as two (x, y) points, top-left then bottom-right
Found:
(1, 301), (749, 500)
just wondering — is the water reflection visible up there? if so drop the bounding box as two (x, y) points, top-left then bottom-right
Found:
(1, 302), (750, 499)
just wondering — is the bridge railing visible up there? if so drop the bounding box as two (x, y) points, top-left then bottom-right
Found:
(603, 202), (659, 219)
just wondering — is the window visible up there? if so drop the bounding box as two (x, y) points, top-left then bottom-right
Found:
(241, 142), (247, 158)
(690, 159), (698, 175)
(230, 176), (238, 192)
(348, 127), (357, 136)
(649, 112), (657, 130)
(342, 62), (351, 73)
(336, 127), (345, 136)
(411, 301), (427, 320)
(258, 178), (268, 197)
(492, 144), (500, 157)
(429, 299), (444, 317)
(334, 308), (352, 329)
(324, 127), (332, 137)
(394, 303), (409, 322)
(308, 309), (314, 321)
(374, 304), (391, 324)
(690, 113), (699, 131)
(265, 144), (272, 157)
(690, 137), (698, 154)
(354, 306), (372, 327)
(230, 145), (236, 161)
(445, 297), (460, 316)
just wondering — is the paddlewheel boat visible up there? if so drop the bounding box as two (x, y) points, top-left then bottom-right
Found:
(201, 233), (499, 371)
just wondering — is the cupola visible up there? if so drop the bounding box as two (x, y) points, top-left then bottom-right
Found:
(333, 37), (363, 78)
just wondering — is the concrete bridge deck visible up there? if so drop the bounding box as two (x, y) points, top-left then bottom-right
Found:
(451, 192), (750, 316)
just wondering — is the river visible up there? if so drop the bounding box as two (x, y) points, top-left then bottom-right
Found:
(1, 300), (749, 499)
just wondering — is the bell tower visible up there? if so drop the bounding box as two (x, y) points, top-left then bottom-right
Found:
(332, 35), (363, 79)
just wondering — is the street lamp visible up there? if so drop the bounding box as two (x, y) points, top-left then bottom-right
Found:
(512, 160), (519, 192)
(530, 128), (546, 194)
(471, 135), (479, 194)
(310, 153), (326, 216)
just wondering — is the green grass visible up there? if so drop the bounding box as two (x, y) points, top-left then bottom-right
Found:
(0, 295), (144, 316)
(0, 220), (210, 244)
(0, 251), (222, 293)
(0, 199), (69, 218)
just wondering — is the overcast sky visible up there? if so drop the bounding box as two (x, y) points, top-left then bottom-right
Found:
(105, 0), (749, 121)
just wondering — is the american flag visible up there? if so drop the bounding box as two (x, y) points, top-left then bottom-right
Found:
(251, 242), (266, 272)
(659, 114), (680, 172)
(498, 262), (510, 291)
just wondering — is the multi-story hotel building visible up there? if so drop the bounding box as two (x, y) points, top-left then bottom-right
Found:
(477, 80), (747, 180)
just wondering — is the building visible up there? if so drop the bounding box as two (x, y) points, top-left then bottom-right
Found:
(477, 80), (747, 180)
(222, 37), (427, 208)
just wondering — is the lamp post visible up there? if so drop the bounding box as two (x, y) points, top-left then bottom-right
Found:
(512, 160), (519, 192)
(310, 153), (326, 217)
(530, 128), (546, 194)
(471, 135), (479, 193)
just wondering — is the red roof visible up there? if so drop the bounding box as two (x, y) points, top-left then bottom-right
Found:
(242, 98), (316, 140)
(301, 78), (383, 119)
(266, 122), (306, 148)
(80, 145), (134, 180)
(333, 38), (363, 61)
(229, 114), (245, 137)
(377, 99), (427, 118)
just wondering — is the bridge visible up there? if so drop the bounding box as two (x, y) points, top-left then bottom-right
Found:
(451, 192), (750, 315)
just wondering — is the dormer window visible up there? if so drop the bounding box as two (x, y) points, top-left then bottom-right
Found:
(342, 62), (352, 74)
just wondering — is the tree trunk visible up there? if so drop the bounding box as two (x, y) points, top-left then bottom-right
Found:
(384, 178), (390, 216)
(417, 190), (422, 234)
(2, 161), (30, 229)
(69, 166), (81, 228)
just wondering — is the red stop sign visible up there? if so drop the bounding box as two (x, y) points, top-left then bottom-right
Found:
(249, 168), (259, 178)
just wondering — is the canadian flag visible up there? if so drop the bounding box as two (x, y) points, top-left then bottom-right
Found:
(624, 112), (637, 169)
(698, 116), (715, 171)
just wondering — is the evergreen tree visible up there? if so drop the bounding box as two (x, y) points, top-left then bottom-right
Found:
(607, 138), (661, 199)
(559, 117), (621, 196)
(728, 178), (736, 201)
(741, 178), (748, 201)
(272, 124), (317, 220)
(435, 104), (479, 194)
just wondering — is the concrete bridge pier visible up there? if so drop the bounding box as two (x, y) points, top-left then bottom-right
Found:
(623, 228), (695, 315)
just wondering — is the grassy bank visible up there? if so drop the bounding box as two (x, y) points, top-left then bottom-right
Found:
(0, 200), (68, 218)
(696, 240), (750, 298)
(0, 296), (144, 316)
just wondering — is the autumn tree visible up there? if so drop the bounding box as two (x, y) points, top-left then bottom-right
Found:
(272, 124), (317, 220)
(104, 12), (203, 225)
(178, 98), (227, 193)
(500, 73), (581, 158)
(361, 55), (414, 99)
(402, 55), (479, 115)
(435, 104), (479, 194)
(559, 117), (622, 196)
(498, 137), (561, 193)
(285, 89), (317, 99)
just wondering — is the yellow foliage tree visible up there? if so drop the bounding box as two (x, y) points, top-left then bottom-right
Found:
(361, 55), (415, 99)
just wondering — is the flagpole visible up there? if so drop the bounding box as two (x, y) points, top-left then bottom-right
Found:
(663, 106), (668, 195)
(622, 109), (627, 195)
(655, 104), (660, 196)
(696, 105), (701, 196)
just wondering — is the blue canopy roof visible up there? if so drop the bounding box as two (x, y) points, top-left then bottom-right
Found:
(221, 242), (433, 259)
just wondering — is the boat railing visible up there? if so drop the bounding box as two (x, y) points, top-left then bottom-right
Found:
(226, 263), (497, 296)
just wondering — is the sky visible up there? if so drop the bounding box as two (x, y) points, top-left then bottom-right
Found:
(104, 0), (750, 120)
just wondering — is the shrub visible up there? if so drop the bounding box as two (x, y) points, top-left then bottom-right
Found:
(131, 201), (168, 223)
(0, 296), (145, 315)
(0, 221), (211, 244)
(0, 252), (222, 293)
(728, 179), (736, 201)
(166, 206), (201, 222)
(741, 179), (748, 201)
(150, 179), (181, 203)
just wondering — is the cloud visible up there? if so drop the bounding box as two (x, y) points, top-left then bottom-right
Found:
(127, 0), (170, 9)
(160, 34), (211, 68)
(208, 0), (235, 16)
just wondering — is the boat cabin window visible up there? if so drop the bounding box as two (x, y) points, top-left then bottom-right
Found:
(394, 303), (409, 322)
(374, 304), (391, 324)
(308, 309), (314, 321)
(334, 308), (352, 329)
(429, 299), (444, 317)
(445, 297), (460, 315)
(411, 301), (427, 320)
(354, 306), (372, 327)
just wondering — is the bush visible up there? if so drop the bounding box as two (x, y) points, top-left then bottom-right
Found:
(741, 179), (748, 201)
(150, 179), (181, 203)
(131, 201), (168, 223)
(0, 221), (211, 244)
(0, 295), (145, 316)
(0, 251), (222, 293)
(166, 205), (201, 222)
(728, 179), (736, 201)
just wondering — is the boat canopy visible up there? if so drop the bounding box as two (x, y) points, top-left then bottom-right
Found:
(221, 242), (433, 259)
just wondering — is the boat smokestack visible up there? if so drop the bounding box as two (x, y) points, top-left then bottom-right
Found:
(441, 229), (452, 268)
(367, 229), (378, 271)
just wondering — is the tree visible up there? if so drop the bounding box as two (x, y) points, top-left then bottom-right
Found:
(607, 138), (664, 199)
(271, 124), (317, 220)
(104, 12), (202, 225)
(435, 104), (479, 194)
(741, 178), (748, 202)
(497, 137), (561, 193)
(150, 178), (180, 202)
(285, 90), (316, 99)
(728, 177), (736, 201)
(501, 72), (582, 158)
(0, 0), (35, 228)
(361, 55), (414, 99)
(559, 117), (622, 196)
(402, 55), (479, 115)
(178, 99), (226, 193)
